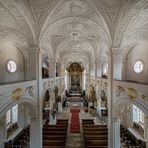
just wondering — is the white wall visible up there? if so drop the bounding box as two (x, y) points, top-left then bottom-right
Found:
(0, 44), (25, 82)
(126, 43), (148, 83)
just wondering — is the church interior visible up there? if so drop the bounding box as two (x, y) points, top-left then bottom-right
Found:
(0, 0), (148, 148)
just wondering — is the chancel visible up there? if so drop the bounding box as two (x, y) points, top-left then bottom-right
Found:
(0, 0), (148, 148)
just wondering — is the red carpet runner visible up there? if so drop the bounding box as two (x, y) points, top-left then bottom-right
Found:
(70, 108), (80, 133)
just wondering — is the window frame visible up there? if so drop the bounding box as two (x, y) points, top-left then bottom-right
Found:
(6, 59), (18, 73)
(133, 105), (144, 126)
(133, 60), (144, 74)
(6, 110), (12, 125)
(103, 64), (108, 76)
(6, 105), (18, 127)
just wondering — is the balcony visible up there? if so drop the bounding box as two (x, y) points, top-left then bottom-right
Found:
(0, 80), (37, 114)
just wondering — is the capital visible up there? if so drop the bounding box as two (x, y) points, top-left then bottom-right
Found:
(112, 48), (122, 55)
(114, 117), (120, 122)
(29, 46), (39, 53)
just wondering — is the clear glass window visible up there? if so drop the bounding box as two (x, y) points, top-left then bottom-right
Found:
(133, 105), (144, 125)
(6, 110), (11, 125)
(103, 64), (108, 75)
(6, 105), (18, 125)
(7, 60), (17, 73)
(134, 61), (144, 74)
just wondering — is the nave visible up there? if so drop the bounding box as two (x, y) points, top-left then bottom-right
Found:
(43, 97), (108, 148)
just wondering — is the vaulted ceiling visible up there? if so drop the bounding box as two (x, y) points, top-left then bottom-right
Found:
(1, 0), (148, 68)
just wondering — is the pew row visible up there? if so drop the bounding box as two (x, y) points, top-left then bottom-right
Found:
(82, 119), (108, 148)
(43, 119), (68, 148)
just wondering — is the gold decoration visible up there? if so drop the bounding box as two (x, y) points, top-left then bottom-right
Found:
(116, 86), (125, 97)
(127, 88), (138, 99)
(141, 94), (147, 101)
(11, 88), (23, 101)
(24, 86), (35, 97)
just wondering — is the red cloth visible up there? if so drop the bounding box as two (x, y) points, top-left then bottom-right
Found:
(70, 108), (80, 133)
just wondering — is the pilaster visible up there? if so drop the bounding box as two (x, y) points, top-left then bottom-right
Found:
(48, 59), (56, 78)
(121, 58), (127, 81)
(144, 115), (148, 148)
(95, 58), (102, 78)
(112, 48), (122, 80)
(114, 118), (121, 148)
(107, 51), (114, 148)
(28, 47), (39, 80)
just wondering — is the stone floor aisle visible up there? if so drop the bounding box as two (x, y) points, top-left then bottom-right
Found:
(56, 97), (106, 148)
(57, 97), (86, 148)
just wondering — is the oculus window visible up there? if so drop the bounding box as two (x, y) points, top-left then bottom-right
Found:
(134, 60), (144, 74)
(7, 60), (17, 73)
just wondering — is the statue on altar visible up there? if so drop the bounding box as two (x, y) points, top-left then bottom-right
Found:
(89, 86), (96, 108)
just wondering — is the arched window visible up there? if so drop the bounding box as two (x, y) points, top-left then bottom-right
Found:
(6, 105), (18, 126)
(133, 105), (144, 126)
(103, 64), (108, 75)
(134, 60), (144, 74)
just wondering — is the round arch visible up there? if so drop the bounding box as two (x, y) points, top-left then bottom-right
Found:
(0, 97), (37, 120)
(113, 96), (148, 119)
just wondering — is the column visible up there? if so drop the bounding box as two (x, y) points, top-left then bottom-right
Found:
(144, 115), (148, 148)
(48, 59), (56, 78)
(114, 118), (121, 148)
(0, 116), (5, 148)
(37, 48), (45, 148)
(28, 47), (38, 80)
(17, 104), (25, 128)
(30, 117), (39, 148)
(121, 58), (127, 81)
(24, 58), (29, 80)
(29, 47), (45, 148)
(107, 51), (114, 148)
(112, 48), (122, 80)
(56, 62), (61, 77)
(95, 58), (102, 78)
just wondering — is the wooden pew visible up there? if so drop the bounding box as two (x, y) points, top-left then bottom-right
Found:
(43, 130), (67, 135)
(43, 120), (68, 148)
(43, 127), (67, 131)
(84, 130), (108, 135)
(56, 119), (68, 124)
(43, 146), (64, 148)
(82, 124), (107, 128)
(84, 135), (108, 140)
(85, 139), (108, 146)
(86, 146), (108, 148)
(82, 120), (108, 148)
(43, 140), (65, 146)
(44, 124), (68, 127)
(43, 135), (66, 140)
(82, 119), (94, 124)
(83, 127), (107, 131)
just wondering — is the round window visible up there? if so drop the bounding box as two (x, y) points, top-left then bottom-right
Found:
(7, 60), (17, 73)
(134, 60), (144, 74)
